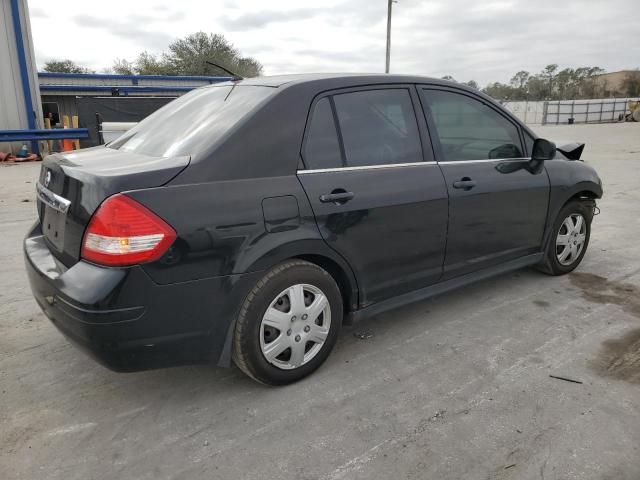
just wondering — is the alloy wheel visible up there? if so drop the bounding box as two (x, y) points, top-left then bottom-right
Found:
(556, 213), (587, 266)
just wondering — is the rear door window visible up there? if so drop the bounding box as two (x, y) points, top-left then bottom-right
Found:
(421, 89), (524, 161)
(333, 89), (422, 167)
(302, 88), (424, 170)
(303, 98), (343, 170)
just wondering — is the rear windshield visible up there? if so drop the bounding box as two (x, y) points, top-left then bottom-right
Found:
(108, 85), (274, 158)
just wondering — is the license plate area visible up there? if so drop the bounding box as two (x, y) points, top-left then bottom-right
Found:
(43, 206), (66, 251)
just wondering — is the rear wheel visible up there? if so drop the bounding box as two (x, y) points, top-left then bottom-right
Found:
(232, 260), (342, 385)
(539, 200), (593, 275)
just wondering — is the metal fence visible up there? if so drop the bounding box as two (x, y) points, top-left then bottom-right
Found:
(542, 98), (636, 125)
(500, 101), (545, 124)
(502, 98), (639, 125)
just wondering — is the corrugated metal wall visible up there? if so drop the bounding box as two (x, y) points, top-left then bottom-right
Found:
(0, 0), (43, 153)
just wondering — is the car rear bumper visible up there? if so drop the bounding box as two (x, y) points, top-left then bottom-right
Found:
(24, 223), (260, 372)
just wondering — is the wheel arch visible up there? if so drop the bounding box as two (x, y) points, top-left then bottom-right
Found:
(567, 187), (601, 204)
(540, 181), (601, 260)
(293, 253), (358, 320)
(559, 184), (601, 219)
(217, 243), (360, 367)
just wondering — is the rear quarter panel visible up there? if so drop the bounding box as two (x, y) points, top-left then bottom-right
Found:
(125, 176), (356, 289)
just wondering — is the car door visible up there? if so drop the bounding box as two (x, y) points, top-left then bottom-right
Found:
(419, 87), (550, 279)
(297, 86), (448, 307)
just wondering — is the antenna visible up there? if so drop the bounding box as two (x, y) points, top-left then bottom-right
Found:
(205, 61), (243, 81)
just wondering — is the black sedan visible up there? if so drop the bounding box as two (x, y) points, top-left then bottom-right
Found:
(24, 74), (602, 385)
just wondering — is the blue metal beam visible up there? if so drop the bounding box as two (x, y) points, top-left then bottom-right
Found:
(40, 85), (196, 93)
(10, 0), (39, 154)
(0, 129), (89, 142)
(38, 72), (232, 83)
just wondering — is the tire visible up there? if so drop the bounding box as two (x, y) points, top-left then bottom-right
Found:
(232, 260), (342, 385)
(538, 200), (593, 275)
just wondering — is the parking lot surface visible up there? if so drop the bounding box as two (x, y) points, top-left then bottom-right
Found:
(1, 123), (639, 479)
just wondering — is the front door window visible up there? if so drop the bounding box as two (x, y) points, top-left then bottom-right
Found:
(422, 89), (523, 161)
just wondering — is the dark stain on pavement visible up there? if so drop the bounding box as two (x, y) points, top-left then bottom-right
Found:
(590, 328), (640, 384)
(570, 273), (640, 383)
(532, 299), (550, 308)
(569, 272), (640, 317)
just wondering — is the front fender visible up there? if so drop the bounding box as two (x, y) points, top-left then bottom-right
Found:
(542, 159), (603, 249)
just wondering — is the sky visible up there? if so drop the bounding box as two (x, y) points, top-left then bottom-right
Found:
(27, 0), (637, 86)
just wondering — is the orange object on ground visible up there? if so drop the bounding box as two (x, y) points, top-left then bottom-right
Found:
(61, 125), (74, 152)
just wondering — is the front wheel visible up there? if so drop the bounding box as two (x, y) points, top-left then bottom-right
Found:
(232, 260), (342, 385)
(539, 200), (593, 275)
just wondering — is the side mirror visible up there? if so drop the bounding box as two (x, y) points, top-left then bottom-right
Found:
(531, 138), (556, 161)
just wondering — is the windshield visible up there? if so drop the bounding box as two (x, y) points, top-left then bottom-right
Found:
(108, 85), (274, 158)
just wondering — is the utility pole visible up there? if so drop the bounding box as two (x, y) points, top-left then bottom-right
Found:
(385, 0), (395, 73)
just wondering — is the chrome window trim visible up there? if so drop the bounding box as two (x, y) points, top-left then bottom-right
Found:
(297, 158), (534, 173)
(297, 161), (437, 174)
(36, 182), (71, 214)
(437, 157), (531, 165)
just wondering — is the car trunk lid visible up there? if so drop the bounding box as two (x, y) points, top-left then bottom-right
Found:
(36, 146), (189, 266)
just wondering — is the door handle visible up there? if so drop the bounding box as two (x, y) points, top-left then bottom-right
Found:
(319, 189), (355, 204)
(452, 177), (476, 191)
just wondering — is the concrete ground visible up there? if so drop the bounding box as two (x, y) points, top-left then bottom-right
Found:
(1, 123), (639, 480)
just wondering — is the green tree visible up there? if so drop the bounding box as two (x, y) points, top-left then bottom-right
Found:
(506, 71), (530, 100)
(484, 65), (610, 101)
(541, 64), (558, 98)
(112, 52), (173, 75)
(622, 70), (640, 97)
(555, 68), (576, 99)
(482, 82), (517, 100)
(524, 75), (547, 100)
(579, 67), (605, 98)
(463, 80), (479, 89)
(510, 71), (530, 89)
(112, 58), (134, 75)
(112, 32), (263, 78)
(43, 59), (92, 74)
(137, 52), (174, 75)
(166, 32), (262, 77)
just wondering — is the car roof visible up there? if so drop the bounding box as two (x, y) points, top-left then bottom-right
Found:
(201, 72), (531, 136)
(216, 73), (456, 88)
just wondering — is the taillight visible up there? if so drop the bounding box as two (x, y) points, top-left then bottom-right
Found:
(81, 194), (176, 267)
